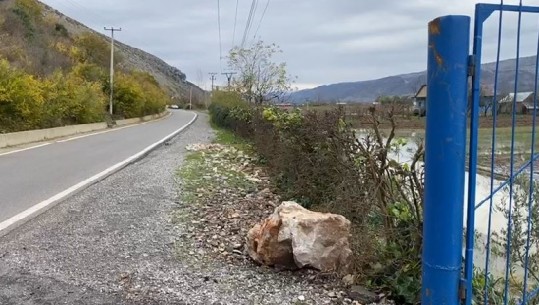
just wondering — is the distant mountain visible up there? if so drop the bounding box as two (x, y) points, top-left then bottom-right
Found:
(290, 56), (539, 103)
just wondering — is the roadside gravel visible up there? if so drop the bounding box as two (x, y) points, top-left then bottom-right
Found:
(0, 113), (347, 305)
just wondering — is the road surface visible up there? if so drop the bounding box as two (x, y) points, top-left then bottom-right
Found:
(0, 110), (196, 227)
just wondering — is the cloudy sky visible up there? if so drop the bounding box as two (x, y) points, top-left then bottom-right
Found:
(39, 0), (539, 90)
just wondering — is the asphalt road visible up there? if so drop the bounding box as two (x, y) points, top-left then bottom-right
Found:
(0, 110), (196, 225)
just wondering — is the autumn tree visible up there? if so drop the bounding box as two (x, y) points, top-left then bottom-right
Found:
(227, 41), (292, 104)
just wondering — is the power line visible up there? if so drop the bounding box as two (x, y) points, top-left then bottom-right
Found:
(64, 0), (112, 25)
(241, 0), (257, 48)
(240, 1), (254, 48)
(217, 0), (223, 72)
(252, 0), (270, 40)
(232, 0), (239, 48)
(246, 0), (259, 41)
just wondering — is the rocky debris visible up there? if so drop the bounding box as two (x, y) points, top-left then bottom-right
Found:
(175, 143), (281, 266)
(174, 142), (396, 304)
(347, 285), (379, 304)
(342, 274), (356, 286)
(246, 201), (353, 273)
(185, 143), (225, 152)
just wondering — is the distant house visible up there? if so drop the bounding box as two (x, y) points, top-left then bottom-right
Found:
(275, 103), (294, 110)
(522, 93), (539, 114)
(476, 87), (505, 116)
(412, 85), (427, 116)
(498, 92), (536, 114)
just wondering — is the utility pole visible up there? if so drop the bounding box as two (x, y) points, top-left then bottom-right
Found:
(222, 72), (236, 89)
(209, 72), (217, 91)
(104, 27), (122, 116)
(189, 87), (192, 110)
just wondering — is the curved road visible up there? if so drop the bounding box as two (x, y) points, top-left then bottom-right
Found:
(0, 110), (196, 228)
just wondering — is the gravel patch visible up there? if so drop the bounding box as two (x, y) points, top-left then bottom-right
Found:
(0, 114), (360, 305)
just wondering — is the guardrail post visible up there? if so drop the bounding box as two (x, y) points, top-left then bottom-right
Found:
(422, 15), (470, 304)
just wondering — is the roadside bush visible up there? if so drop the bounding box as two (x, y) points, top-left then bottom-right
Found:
(41, 70), (106, 127)
(112, 71), (168, 119)
(209, 91), (252, 135)
(353, 108), (424, 304)
(0, 59), (44, 131)
(254, 107), (353, 207)
(0, 59), (106, 132)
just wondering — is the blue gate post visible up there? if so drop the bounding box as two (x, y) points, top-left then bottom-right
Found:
(422, 15), (470, 304)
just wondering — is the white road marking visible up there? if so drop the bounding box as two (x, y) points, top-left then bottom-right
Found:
(56, 125), (134, 143)
(0, 112), (198, 236)
(0, 143), (51, 157)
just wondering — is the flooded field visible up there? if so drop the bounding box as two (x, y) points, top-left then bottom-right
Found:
(357, 127), (537, 280)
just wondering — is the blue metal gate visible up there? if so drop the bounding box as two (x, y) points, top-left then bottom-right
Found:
(466, 3), (539, 304)
(422, 2), (539, 304)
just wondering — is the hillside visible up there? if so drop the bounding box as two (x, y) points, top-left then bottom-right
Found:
(49, 5), (205, 102)
(0, 0), (208, 132)
(0, 0), (204, 105)
(290, 55), (539, 103)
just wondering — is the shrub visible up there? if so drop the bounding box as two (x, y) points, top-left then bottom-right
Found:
(11, 0), (42, 39)
(54, 23), (68, 37)
(14, 0), (42, 19)
(41, 70), (106, 127)
(0, 59), (44, 131)
(0, 59), (107, 132)
(73, 32), (123, 68)
(208, 91), (252, 134)
(71, 62), (106, 83)
(112, 71), (168, 118)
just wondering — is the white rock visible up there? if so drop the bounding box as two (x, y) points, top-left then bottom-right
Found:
(246, 201), (352, 273)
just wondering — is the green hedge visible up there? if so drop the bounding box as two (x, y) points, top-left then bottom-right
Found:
(208, 91), (252, 133)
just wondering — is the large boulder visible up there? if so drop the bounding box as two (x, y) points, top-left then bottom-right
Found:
(246, 201), (352, 273)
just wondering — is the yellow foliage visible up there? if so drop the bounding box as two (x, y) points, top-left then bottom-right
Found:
(69, 46), (84, 63)
(0, 36), (169, 131)
(53, 41), (68, 54)
(0, 58), (107, 132)
(0, 59), (44, 130)
(43, 14), (58, 27)
(71, 62), (106, 82)
(42, 70), (106, 126)
(74, 32), (111, 67)
(113, 71), (168, 118)
(14, 0), (42, 20)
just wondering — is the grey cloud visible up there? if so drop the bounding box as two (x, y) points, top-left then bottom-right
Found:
(39, 0), (539, 89)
